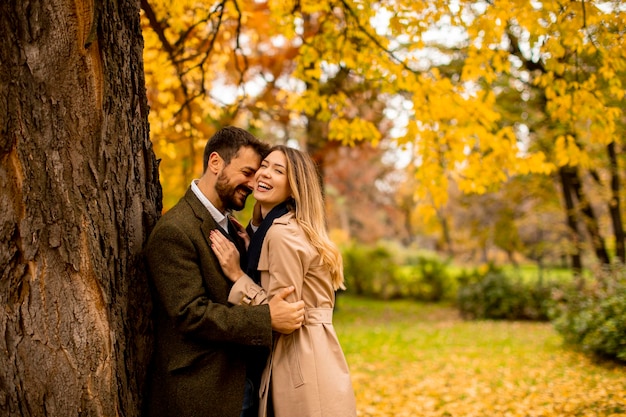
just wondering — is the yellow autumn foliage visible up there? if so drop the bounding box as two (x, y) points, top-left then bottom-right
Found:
(142, 0), (625, 214)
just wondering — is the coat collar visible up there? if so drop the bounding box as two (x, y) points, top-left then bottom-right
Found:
(183, 187), (219, 241)
(184, 187), (215, 223)
(184, 187), (246, 256)
(272, 211), (295, 225)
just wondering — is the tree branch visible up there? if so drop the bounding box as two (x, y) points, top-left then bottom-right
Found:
(505, 26), (545, 73)
(338, 0), (419, 75)
(140, 0), (175, 57)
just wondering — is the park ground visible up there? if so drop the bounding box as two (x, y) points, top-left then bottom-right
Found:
(335, 295), (626, 417)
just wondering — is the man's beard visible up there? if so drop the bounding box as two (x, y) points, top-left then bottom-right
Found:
(215, 171), (250, 211)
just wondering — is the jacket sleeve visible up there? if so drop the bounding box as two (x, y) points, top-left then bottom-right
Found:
(145, 217), (272, 347)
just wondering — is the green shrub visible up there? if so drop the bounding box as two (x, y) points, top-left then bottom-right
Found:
(398, 256), (456, 302)
(342, 242), (455, 301)
(342, 242), (399, 299)
(457, 269), (559, 321)
(551, 267), (626, 362)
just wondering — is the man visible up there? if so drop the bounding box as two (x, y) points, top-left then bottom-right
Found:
(144, 126), (305, 417)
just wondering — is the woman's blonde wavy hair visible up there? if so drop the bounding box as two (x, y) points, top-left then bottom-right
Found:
(271, 145), (345, 291)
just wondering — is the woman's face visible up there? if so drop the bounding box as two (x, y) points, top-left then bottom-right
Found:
(253, 150), (292, 211)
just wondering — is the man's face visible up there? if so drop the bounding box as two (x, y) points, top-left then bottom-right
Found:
(215, 146), (262, 211)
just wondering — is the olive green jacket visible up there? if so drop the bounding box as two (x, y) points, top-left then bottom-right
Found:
(143, 188), (272, 417)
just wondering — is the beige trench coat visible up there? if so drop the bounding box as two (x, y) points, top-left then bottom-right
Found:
(229, 212), (357, 417)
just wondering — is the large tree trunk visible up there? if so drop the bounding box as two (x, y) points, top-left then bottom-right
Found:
(0, 1), (161, 416)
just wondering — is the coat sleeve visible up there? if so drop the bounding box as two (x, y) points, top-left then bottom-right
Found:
(145, 217), (272, 347)
(228, 274), (268, 305)
(227, 221), (267, 305)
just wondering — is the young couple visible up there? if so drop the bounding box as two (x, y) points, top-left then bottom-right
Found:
(144, 126), (357, 417)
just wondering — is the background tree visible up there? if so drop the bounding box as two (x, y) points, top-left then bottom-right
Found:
(403, 1), (625, 270)
(324, 142), (408, 245)
(0, 1), (159, 416)
(141, 0), (625, 271)
(140, 0), (302, 208)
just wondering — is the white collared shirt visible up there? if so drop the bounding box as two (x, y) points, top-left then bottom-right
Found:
(191, 179), (231, 232)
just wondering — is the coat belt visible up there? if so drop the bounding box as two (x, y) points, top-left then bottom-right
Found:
(304, 307), (333, 325)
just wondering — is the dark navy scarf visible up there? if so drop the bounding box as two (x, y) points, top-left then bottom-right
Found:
(246, 202), (290, 283)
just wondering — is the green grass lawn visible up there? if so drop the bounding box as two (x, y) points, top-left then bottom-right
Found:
(334, 294), (626, 417)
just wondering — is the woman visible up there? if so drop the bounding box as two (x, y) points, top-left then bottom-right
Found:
(210, 145), (357, 417)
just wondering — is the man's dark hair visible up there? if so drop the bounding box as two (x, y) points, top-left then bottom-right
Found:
(203, 126), (270, 172)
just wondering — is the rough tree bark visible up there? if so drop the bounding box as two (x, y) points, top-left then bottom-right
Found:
(0, 0), (161, 416)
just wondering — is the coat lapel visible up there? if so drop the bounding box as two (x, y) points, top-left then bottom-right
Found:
(183, 188), (218, 244)
(183, 188), (247, 269)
